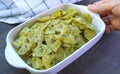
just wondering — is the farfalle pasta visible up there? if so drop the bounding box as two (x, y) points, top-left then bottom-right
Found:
(13, 8), (96, 70)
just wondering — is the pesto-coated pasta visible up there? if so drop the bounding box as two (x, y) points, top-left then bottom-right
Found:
(13, 8), (97, 70)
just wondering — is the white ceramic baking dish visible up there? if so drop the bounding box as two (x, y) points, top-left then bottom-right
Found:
(5, 4), (105, 74)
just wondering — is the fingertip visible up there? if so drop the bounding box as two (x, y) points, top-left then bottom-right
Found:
(105, 27), (111, 33)
(88, 4), (97, 11)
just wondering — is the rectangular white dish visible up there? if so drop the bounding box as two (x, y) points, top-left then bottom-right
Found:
(5, 4), (105, 74)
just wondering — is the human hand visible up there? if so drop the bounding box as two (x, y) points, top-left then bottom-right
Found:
(88, 0), (120, 33)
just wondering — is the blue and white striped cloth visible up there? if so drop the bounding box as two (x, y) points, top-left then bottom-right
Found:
(0, 0), (82, 24)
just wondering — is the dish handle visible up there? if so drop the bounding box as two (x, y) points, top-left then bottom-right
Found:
(5, 45), (26, 68)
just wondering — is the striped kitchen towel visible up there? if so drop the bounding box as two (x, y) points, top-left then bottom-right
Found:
(0, 0), (82, 24)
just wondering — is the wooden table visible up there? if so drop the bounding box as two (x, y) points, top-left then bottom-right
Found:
(1, 0), (120, 74)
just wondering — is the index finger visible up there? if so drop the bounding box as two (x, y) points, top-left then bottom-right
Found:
(88, 0), (115, 14)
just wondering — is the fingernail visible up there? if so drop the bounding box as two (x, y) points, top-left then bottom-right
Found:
(88, 4), (97, 10)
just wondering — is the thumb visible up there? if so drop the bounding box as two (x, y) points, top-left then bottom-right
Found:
(88, 0), (115, 13)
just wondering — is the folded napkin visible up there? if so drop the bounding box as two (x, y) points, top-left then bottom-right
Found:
(0, 0), (82, 24)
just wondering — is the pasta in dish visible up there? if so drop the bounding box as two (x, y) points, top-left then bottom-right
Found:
(13, 8), (96, 70)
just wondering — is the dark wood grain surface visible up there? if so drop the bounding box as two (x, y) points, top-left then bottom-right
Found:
(1, 0), (120, 74)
